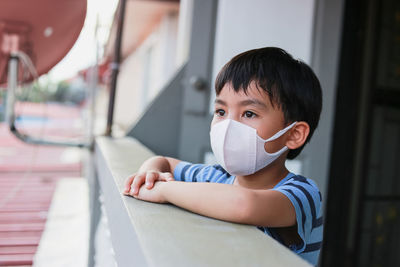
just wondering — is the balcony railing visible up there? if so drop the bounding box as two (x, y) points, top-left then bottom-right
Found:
(93, 136), (312, 267)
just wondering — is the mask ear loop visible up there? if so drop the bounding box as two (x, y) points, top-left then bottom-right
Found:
(256, 121), (297, 157)
(258, 121), (297, 142)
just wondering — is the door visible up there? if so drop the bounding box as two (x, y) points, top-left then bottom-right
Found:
(322, 0), (400, 266)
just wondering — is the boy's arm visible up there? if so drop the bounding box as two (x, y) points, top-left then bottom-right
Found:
(137, 181), (296, 228)
(137, 156), (181, 173)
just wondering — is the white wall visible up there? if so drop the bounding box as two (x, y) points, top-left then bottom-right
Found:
(114, 12), (179, 131)
(212, 0), (315, 77)
(175, 0), (193, 68)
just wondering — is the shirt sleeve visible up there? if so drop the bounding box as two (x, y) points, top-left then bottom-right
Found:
(173, 161), (234, 184)
(272, 176), (322, 253)
(173, 161), (209, 182)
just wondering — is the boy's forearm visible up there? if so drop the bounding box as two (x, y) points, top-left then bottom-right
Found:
(135, 181), (295, 227)
(160, 181), (251, 224)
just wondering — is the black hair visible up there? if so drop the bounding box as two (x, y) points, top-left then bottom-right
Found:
(215, 47), (322, 159)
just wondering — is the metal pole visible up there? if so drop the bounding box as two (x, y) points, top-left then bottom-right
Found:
(105, 0), (127, 136)
(5, 56), (18, 127)
(87, 15), (101, 267)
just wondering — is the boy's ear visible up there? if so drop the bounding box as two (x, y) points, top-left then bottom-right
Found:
(286, 122), (310, 150)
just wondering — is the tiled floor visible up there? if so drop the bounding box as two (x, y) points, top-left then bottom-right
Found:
(0, 102), (84, 266)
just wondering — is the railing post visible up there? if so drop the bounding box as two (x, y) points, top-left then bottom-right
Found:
(105, 0), (127, 136)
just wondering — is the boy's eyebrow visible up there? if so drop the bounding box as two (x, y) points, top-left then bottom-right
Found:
(214, 98), (268, 108)
(239, 99), (268, 108)
(214, 99), (227, 106)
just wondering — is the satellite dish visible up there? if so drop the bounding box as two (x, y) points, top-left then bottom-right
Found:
(0, 0), (87, 83)
(0, 0), (90, 148)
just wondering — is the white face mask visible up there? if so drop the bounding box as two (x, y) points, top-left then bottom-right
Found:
(210, 119), (297, 176)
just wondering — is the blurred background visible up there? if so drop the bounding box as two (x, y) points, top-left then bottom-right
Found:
(0, 0), (399, 266)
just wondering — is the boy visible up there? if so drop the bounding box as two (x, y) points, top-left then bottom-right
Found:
(123, 47), (323, 265)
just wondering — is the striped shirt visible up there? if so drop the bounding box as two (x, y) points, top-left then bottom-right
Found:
(174, 161), (323, 266)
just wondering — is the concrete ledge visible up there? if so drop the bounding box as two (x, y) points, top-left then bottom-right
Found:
(95, 136), (311, 267)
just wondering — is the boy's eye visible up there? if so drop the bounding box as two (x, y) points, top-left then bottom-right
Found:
(215, 109), (225, 117)
(243, 111), (256, 118)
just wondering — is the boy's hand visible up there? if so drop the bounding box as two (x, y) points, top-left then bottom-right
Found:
(132, 182), (167, 203)
(123, 171), (174, 196)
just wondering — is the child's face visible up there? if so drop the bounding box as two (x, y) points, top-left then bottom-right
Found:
(212, 83), (288, 154)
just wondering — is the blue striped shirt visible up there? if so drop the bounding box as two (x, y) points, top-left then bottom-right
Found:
(174, 161), (323, 266)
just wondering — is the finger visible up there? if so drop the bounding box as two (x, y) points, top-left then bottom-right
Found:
(124, 174), (136, 193)
(130, 173), (145, 195)
(145, 172), (158, 189)
(161, 172), (174, 181)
